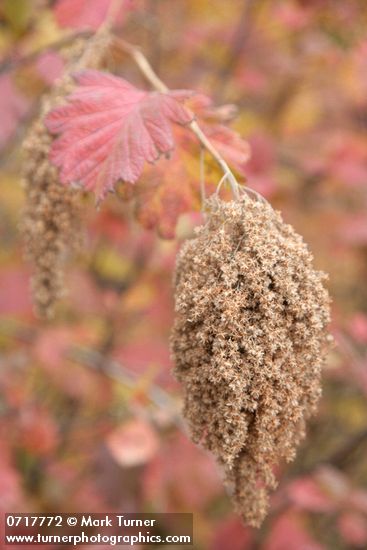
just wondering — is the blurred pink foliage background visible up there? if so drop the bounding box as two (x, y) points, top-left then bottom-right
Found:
(0, 1), (367, 548)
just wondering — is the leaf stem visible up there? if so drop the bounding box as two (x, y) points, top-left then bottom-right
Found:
(104, 0), (124, 29)
(115, 38), (241, 201)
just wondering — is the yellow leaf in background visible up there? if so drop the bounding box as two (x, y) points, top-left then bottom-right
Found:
(92, 246), (134, 285)
(2, 0), (31, 34)
(340, 61), (366, 104)
(14, 65), (48, 98)
(281, 89), (322, 134)
(123, 283), (155, 311)
(0, 173), (24, 212)
(236, 111), (266, 136)
(0, 29), (13, 57)
(0, 174), (25, 263)
(26, 11), (63, 51)
(333, 394), (367, 430)
(133, 364), (160, 397)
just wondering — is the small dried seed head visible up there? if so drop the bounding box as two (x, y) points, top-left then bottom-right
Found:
(21, 35), (111, 318)
(21, 118), (82, 319)
(171, 196), (331, 527)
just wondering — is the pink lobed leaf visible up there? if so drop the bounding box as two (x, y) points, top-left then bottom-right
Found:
(54, 0), (134, 30)
(45, 70), (193, 200)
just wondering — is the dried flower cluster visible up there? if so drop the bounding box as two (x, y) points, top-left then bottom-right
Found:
(22, 36), (110, 317)
(22, 119), (82, 318)
(171, 196), (331, 527)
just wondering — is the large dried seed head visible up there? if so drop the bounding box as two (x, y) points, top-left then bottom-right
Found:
(171, 196), (331, 527)
(21, 34), (111, 318)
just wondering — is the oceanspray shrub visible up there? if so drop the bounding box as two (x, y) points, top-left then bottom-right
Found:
(19, 12), (332, 527)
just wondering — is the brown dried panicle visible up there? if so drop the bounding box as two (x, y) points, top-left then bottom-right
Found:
(171, 196), (331, 527)
(21, 35), (111, 318)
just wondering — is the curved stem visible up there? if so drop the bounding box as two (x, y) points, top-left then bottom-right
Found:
(115, 38), (241, 201)
(104, 0), (124, 29)
(189, 120), (240, 200)
(74, 0), (122, 67)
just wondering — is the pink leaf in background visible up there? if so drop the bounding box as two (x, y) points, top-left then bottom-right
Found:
(274, 4), (312, 30)
(142, 433), (222, 510)
(18, 407), (59, 456)
(327, 137), (367, 187)
(348, 313), (367, 343)
(211, 517), (253, 550)
(0, 74), (29, 151)
(264, 512), (325, 550)
(348, 489), (367, 514)
(36, 51), (65, 85)
(243, 132), (277, 197)
(339, 214), (367, 245)
(0, 266), (32, 315)
(106, 418), (159, 467)
(338, 512), (367, 547)
(33, 327), (75, 370)
(315, 466), (350, 501)
(186, 95), (251, 175)
(0, 443), (24, 510)
(204, 124), (251, 175)
(45, 70), (193, 199)
(54, 0), (134, 30)
(288, 476), (335, 512)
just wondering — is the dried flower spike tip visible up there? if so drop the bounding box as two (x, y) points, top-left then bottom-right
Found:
(22, 119), (82, 319)
(21, 36), (109, 318)
(171, 196), (331, 527)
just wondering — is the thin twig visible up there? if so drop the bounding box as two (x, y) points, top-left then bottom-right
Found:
(326, 427), (367, 468)
(0, 30), (93, 75)
(104, 0), (124, 28)
(115, 38), (241, 200)
(199, 147), (206, 208)
(0, 322), (183, 427)
(73, 0), (121, 69)
(68, 346), (183, 427)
